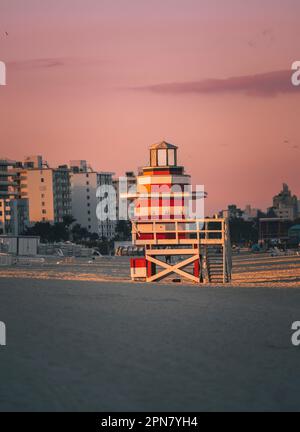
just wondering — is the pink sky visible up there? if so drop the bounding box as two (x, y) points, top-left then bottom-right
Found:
(0, 0), (300, 214)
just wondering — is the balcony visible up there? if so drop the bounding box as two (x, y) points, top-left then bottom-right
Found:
(0, 191), (18, 196)
(0, 181), (18, 186)
(0, 171), (17, 177)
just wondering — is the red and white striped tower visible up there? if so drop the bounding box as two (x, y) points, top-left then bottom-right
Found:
(134, 141), (193, 221)
(129, 141), (231, 284)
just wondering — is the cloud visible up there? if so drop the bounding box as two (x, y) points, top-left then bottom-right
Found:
(247, 28), (274, 49)
(135, 70), (300, 97)
(7, 58), (70, 70)
(7, 57), (104, 71)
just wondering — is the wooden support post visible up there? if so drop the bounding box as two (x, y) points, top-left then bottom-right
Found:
(222, 220), (226, 283)
(147, 259), (156, 278)
(194, 259), (200, 278)
(193, 245), (200, 279)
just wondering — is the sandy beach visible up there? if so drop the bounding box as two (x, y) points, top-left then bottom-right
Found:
(0, 253), (300, 411)
(1, 252), (300, 287)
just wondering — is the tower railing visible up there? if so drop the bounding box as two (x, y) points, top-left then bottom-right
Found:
(132, 218), (226, 246)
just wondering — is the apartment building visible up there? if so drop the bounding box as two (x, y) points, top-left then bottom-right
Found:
(53, 166), (72, 222)
(113, 171), (137, 220)
(0, 158), (29, 234)
(1, 154), (124, 238)
(17, 156), (72, 224)
(272, 183), (298, 221)
(70, 161), (116, 239)
(242, 205), (260, 221)
(19, 168), (55, 222)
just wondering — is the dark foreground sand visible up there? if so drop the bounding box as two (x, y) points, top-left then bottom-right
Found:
(0, 277), (300, 411)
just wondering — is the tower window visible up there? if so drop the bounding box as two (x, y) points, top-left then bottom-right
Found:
(157, 149), (167, 166)
(150, 149), (157, 166)
(168, 149), (175, 166)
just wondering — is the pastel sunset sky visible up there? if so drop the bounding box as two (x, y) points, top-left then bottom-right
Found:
(0, 0), (300, 214)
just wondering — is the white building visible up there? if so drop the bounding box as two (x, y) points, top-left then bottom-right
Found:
(272, 183), (298, 221)
(242, 205), (260, 221)
(113, 171), (137, 220)
(70, 161), (116, 239)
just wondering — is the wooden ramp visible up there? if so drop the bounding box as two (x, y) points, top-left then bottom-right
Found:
(203, 245), (231, 284)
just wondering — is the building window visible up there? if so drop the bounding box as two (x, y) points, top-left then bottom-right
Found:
(42, 209), (46, 214)
(87, 195), (90, 200)
(41, 178), (45, 183)
(86, 181), (89, 185)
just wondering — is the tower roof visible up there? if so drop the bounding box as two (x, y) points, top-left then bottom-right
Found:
(149, 141), (178, 150)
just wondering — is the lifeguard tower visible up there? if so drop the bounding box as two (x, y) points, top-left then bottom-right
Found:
(129, 141), (232, 284)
